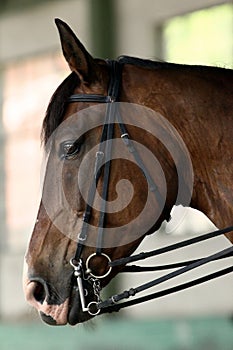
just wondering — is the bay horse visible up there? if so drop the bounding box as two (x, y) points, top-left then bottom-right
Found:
(23, 19), (233, 326)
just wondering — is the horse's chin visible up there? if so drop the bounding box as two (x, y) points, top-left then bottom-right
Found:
(40, 312), (60, 325)
(67, 289), (94, 325)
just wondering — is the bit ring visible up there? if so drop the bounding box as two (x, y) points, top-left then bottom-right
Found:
(87, 301), (101, 316)
(86, 253), (112, 279)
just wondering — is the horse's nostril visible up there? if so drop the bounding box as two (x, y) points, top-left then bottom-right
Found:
(33, 281), (46, 304)
(25, 280), (48, 306)
(24, 279), (69, 325)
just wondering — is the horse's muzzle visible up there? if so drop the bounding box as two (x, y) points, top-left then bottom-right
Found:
(24, 278), (69, 325)
(24, 273), (99, 326)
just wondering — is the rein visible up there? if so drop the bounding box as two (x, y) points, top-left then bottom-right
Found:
(67, 59), (233, 316)
(99, 225), (233, 313)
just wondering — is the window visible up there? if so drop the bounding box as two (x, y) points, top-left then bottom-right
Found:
(163, 4), (233, 68)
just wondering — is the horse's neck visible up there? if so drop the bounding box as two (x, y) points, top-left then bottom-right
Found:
(122, 63), (233, 231)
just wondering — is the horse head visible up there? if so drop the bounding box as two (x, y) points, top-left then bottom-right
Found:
(23, 19), (179, 325)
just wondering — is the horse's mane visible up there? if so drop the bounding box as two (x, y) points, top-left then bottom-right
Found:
(118, 56), (175, 69)
(42, 71), (80, 145)
(42, 56), (231, 146)
(119, 55), (232, 72)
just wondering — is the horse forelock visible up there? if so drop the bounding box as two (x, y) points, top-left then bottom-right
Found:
(42, 72), (80, 147)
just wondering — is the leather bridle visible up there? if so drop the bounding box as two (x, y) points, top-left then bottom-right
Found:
(67, 59), (233, 316)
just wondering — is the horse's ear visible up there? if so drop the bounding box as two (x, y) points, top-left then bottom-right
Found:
(55, 18), (97, 83)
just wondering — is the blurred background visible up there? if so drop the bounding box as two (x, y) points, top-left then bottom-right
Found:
(0, 0), (233, 349)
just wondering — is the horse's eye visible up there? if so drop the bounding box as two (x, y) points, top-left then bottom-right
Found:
(60, 139), (82, 160)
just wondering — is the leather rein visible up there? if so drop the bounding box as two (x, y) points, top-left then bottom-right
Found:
(67, 59), (233, 316)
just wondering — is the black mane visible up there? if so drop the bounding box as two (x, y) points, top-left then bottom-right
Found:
(118, 55), (174, 69)
(119, 55), (231, 72)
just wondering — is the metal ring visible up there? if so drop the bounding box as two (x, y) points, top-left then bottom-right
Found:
(86, 253), (112, 279)
(87, 301), (101, 316)
(70, 258), (81, 269)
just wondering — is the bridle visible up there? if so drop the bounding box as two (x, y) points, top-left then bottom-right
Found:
(68, 59), (125, 315)
(67, 59), (233, 317)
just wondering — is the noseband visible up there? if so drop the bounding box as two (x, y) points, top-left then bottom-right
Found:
(67, 59), (233, 316)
